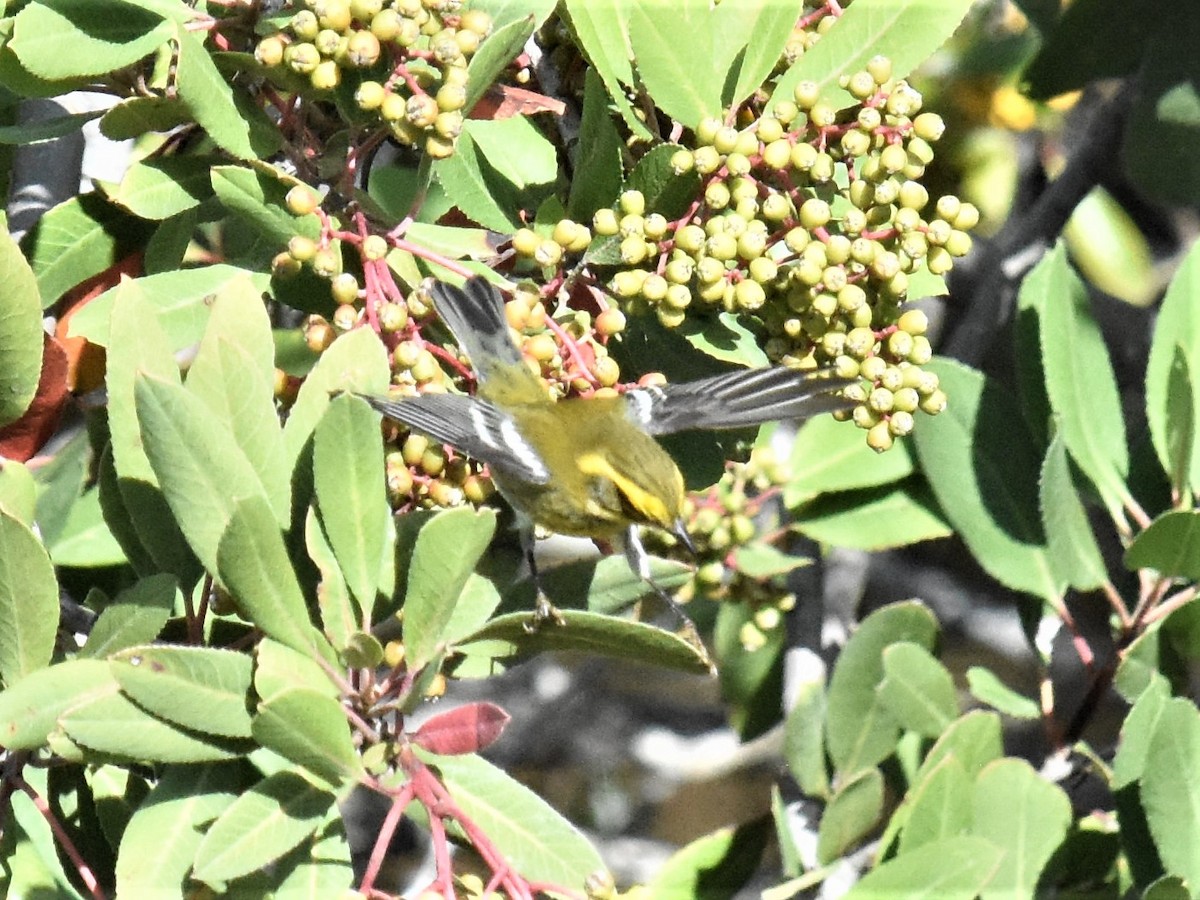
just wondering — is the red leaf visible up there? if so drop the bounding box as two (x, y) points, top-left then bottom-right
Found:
(0, 334), (70, 462)
(55, 252), (142, 394)
(411, 702), (511, 755)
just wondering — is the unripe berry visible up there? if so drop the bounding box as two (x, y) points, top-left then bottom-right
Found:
(665, 257), (694, 284)
(879, 143), (908, 174)
(845, 326), (876, 359)
(369, 7), (401, 39)
(643, 213), (668, 241)
(619, 190), (645, 216)
(840, 129), (871, 158)
(312, 248), (339, 278)
(704, 181), (731, 210)
(594, 307), (626, 337)
(593, 208), (619, 236)
(658, 307), (686, 328)
(908, 335), (933, 365)
(460, 9), (493, 37)
(857, 106), (882, 131)
(735, 279), (766, 310)
(799, 198), (831, 228)
(356, 80), (386, 109)
(286, 185), (320, 216)
(866, 54), (893, 84)
(310, 59), (341, 90)
(406, 94), (438, 127)
(611, 269), (645, 298)
(793, 80), (820, 109)
(893, 387), (920, 413)
(512, 227), (539, 257)
(692, 145), (722, 174)
(953, 203), (980, 231)
(810, 152), (835, 182)
(670, 149), (694, 175)
(912, 112), (945, 142)
(695, 117), (722, 145)
(725, 152), (752, 177)
(695, 256), (725, 283)
(774, 100), (799, 125)
(919, 388), (947, 415)
(619, 235), (648, 265)
(533, 239), (562, 268)
(886, 330), (914, 359)
(305, 316), (336, 352)
(346, 29), (381, 66)
(332, 302), (358, 331)
(288, 235), (317, 262)
(898, 180), (929, 210)
(897, 308), (928, 335)
(331, 272), (360, 305)
(926, 246), (953, 275)
(664, 283), (692, 310)
(944, 230), (972, 257)
(713, 126), (739, 154)
(737, 229), (767, 259)
(748, 256), (777, 283)
(315, 0), (352, 30)
(351, 0), (383, 18)
(674, 223), (706, 254)
(379, 91), (406, 122)
(641, 273), (668, 302)
(867, 420), (894, 451)
(705, 232), (738, 261)
(790, 142), (818, 171)
(285, 42), (320, 74)
(255, 36), (285, 67)
(784, 227), (809, 254)
(272, 251), (301, 278)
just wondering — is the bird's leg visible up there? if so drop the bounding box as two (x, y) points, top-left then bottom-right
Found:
(621, 526), (710, 665)
(520, 519), (564, 631)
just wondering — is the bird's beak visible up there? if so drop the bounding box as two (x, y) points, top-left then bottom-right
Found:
(673, 518), (697, 556)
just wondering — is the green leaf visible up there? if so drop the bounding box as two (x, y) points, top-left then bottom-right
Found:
(972, 758), (1072, 899)
(817, 767), (884, 864)
(787, 416), (915, 504)
(676, 313), (770, 368)
(252, 688), (363, 788)
(429, 751), (605, 885)
(176, 29), (277, 159)
(1142, 697), (1200, 889)
(115, 764), (246, 897)
(0, 458), (37, 524)
(111, 155), (218, 220)
(192, 771), (335, 883)
(568, 67), (624, 222)
(8, 769), (88, 900)
(464, 115), (557, 194)
(0, 659), (115, 750)
(46, 487), (128, 567)
(845, 835), (1003, 900)
(61, 686), (246, 763)
(11, 0), (173, 80)
(218, 495), (329, 659)
(965, 667), (1040, 720)
(1112, 677), (1171, 790)
(401, 507), (497, 670)
(1147, 239), (1200, 495)
(513, 552), (692, 617)
(1125, 511), (1200, 580)
(433, 130), (519, 231)
(100, 281), (199, 582)
(1040, 430), (1108, 590)
(768, 0), (976, 114)
(913, 710), (1003, 784)
(460, 609), (712, 675)
(281, 326), (390, 473)
(627, 143), (702, 220)
(100, 95), (193, 141)
(314, 395), (392, 612)
(210, 164), (320, 250)
(462, 10), (539, 113)
(783, 658), (829, 798)
(731, 542), (809, 579)
(714, 0), (801, 111)
(0, 509), (59, 685)
(134, 373), (269, 575)
(255, 638), (340, 704)
(80, 574), (178, 659)
(650, 818), (771, 900)
(305, 506), (357, 653)
(793, 477), (951, 551)
(184, 277), (290, 527)
(1022, 243), (1128, 515)
(913, 359), (1060, 600)
(560, 0), (651, 139)
(0, 109), (100, 144)
(825, 601), (938, 777)
(897, 755), (972, 854)
(878, 642), (958, 738)
(110, 645), (254, 739)
(0, 222), (43, 426)
(627, 0), (722, 129)
(265, 810), (352, 897)
(23, 193), (153, 309)
(69, 263), (268, 349)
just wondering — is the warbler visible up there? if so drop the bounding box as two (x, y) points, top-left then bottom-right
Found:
(359, 277), (852, 618)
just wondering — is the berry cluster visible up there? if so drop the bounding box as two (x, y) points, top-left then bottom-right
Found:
(255, 0), (491, 159)
(592, 56), (969, 452)
(643, 448), (802, 638)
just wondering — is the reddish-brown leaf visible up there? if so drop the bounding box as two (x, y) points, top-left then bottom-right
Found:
(411, 702), (511, 756)
(470, 84), (566, 120)
(0, 334), (70, 461)
(55, 252), (143, 394)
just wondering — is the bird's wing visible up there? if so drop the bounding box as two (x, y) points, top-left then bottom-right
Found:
(624, 366), (855, 436)
(357, 392), (550, 484)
